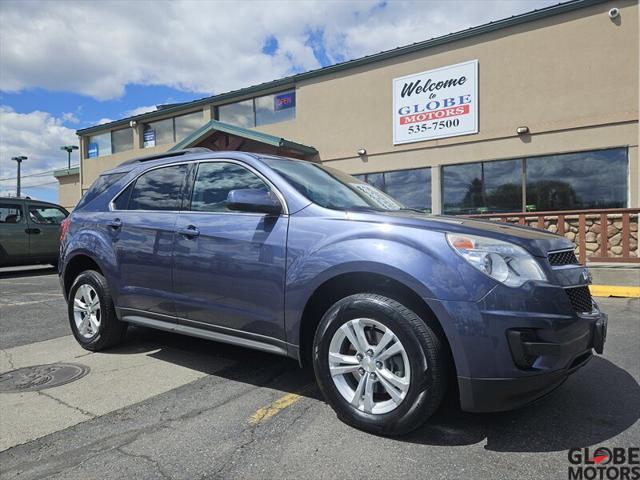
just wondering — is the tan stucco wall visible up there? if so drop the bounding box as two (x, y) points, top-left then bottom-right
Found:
(74, 0), (639, 211)
(57, 173), (80, 211)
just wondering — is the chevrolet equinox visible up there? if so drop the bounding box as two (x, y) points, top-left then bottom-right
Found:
(59, 148), (607, 435)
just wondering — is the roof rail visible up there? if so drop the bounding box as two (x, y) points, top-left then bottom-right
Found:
(117, 147), (212, 167)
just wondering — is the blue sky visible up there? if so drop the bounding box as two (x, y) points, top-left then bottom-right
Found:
(0, 0), (557, 203)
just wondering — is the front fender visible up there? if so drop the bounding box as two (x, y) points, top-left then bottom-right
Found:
(283, 217), (494, 374)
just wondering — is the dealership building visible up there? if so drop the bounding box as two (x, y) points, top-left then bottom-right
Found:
(59, 0), (638, 260)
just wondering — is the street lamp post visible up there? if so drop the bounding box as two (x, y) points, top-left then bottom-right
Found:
(11, 156), (27, 197)
(60, 145), (79, 170)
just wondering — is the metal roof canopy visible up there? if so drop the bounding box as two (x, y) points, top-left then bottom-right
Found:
(76, 0), (608, 136)
(169, 119), (318, 156)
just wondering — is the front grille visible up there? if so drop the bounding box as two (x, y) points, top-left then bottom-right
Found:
(565, 286), (593, 313)
(548, 249), (580, 267)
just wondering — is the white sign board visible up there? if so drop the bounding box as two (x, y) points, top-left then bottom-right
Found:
(393, 60), (478, 145)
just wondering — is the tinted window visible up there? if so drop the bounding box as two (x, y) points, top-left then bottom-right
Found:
(384, 168), (431, 211)
(76, 172), (126, 210)
(175, 111), (204, 142)
(191, 163), (269, 212)
(442, 159), (522, 214)
(255, 91), (295, 126)
(218, 99), (255, 128)
(113, 183), (133, 210)
(0, 203), (23, 223)
(357, 168), (432, 212)
(87, 132), (111, 158)
(263, 158), (403, 211)
(111, 128), (133, 154)
(28, 206), (67, 225)
(143, 118), (174, 147)
(128, 165), (187, 211)
(526, 149), (627, 211)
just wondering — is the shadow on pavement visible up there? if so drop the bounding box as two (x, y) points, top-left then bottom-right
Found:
(107, 326), (639, 453)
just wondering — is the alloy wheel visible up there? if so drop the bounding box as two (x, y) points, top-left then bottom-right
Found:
(328, 318), (413, 414)
(73, 284), (101, 339)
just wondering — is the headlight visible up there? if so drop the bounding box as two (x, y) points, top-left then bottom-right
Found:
(446, 233), (547, 287)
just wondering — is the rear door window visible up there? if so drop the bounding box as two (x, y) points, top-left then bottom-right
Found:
(0, 203), (24, 223)
(127, 165), (188, 211)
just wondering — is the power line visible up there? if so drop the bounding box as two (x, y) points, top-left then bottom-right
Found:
(0, 165), (79, 182)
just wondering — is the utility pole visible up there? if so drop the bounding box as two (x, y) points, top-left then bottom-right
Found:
(60, 145), (79, 170)
(11, 156), (27, 197)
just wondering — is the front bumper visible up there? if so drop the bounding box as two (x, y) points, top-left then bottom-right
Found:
(457, 309), (607, 412)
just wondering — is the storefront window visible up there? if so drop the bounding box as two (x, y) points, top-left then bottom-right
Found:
(87, 132), (111, 158)
(111, 128), (133, 154)
(441, 148), (628, 214)
(175, 111), (205, 142)
(442, 159), (522, 214)
(219, 99), (255, 128)
(525, 149), (627, 211)
(255, 91), (295, 126)
(144, 118), (174, 147)
(357, 168), (432, 212)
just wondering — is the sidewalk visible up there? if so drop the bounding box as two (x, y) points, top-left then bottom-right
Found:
(587, 263), (640, 298)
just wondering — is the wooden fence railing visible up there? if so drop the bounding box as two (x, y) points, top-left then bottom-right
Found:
(465, 208), (639, 264)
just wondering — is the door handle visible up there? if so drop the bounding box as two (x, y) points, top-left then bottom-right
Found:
(177, 225), (200, 238)
(107, 218), (122, 230)
(25, 228), (41, 234)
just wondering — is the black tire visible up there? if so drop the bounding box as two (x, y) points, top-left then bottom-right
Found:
(68, 270), (127, 351)
(312, 293), (447, 436)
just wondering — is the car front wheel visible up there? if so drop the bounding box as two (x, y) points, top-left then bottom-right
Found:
(312, 293), (447, 436)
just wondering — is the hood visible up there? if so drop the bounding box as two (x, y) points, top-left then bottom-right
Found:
(354, 210), (573, 258)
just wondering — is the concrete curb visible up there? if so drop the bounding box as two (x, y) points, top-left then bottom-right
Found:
(590, 285), (640, 298)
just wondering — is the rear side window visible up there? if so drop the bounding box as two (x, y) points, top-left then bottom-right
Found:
(190, 162), (269, 212)
(126, 165), (188, 211)
(76, 172), (126, 209)
(28, 206), (67, 225)
(0, 203), (23, 223)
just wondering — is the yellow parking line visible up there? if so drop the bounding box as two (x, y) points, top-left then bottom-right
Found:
(249, 392), (304, 425)
(590, 285), (640, 298)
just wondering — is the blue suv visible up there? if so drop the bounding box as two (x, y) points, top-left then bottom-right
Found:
(59, 149), (607, 435)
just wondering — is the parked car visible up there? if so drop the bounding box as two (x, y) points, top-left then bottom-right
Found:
(59, 149), (607, 435)
(0, 197), (69, 268)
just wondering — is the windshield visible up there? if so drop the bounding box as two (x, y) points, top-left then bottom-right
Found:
(262, 158), (404, 211)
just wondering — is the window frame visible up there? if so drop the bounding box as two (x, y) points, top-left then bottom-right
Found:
(183, 159), (289, 215)
(217, 89), (296, 128)
(109, 159), (288, 215)
(111, 127), (134, 154)
(27, 205), (68, 225)
(355, 167), (433, 212)
(440, 147), (629, 215)
(110, 162), (190, 212)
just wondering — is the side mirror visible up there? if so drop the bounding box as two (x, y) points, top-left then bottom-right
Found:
(225, 189), (282, 215)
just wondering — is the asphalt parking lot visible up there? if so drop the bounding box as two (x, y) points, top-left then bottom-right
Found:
(0, 267), (638, 480)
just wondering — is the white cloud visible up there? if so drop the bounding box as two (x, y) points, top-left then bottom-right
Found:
(0, 106), (78, 199)
(97, 118), (113, 125)
(0, 0), (556, 101)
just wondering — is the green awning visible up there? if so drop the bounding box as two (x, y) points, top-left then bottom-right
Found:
(170, 119), (318, 155)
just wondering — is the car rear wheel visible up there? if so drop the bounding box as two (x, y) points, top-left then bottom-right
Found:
(68, 270), (127, 351)
(312, 293), (447, 436)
